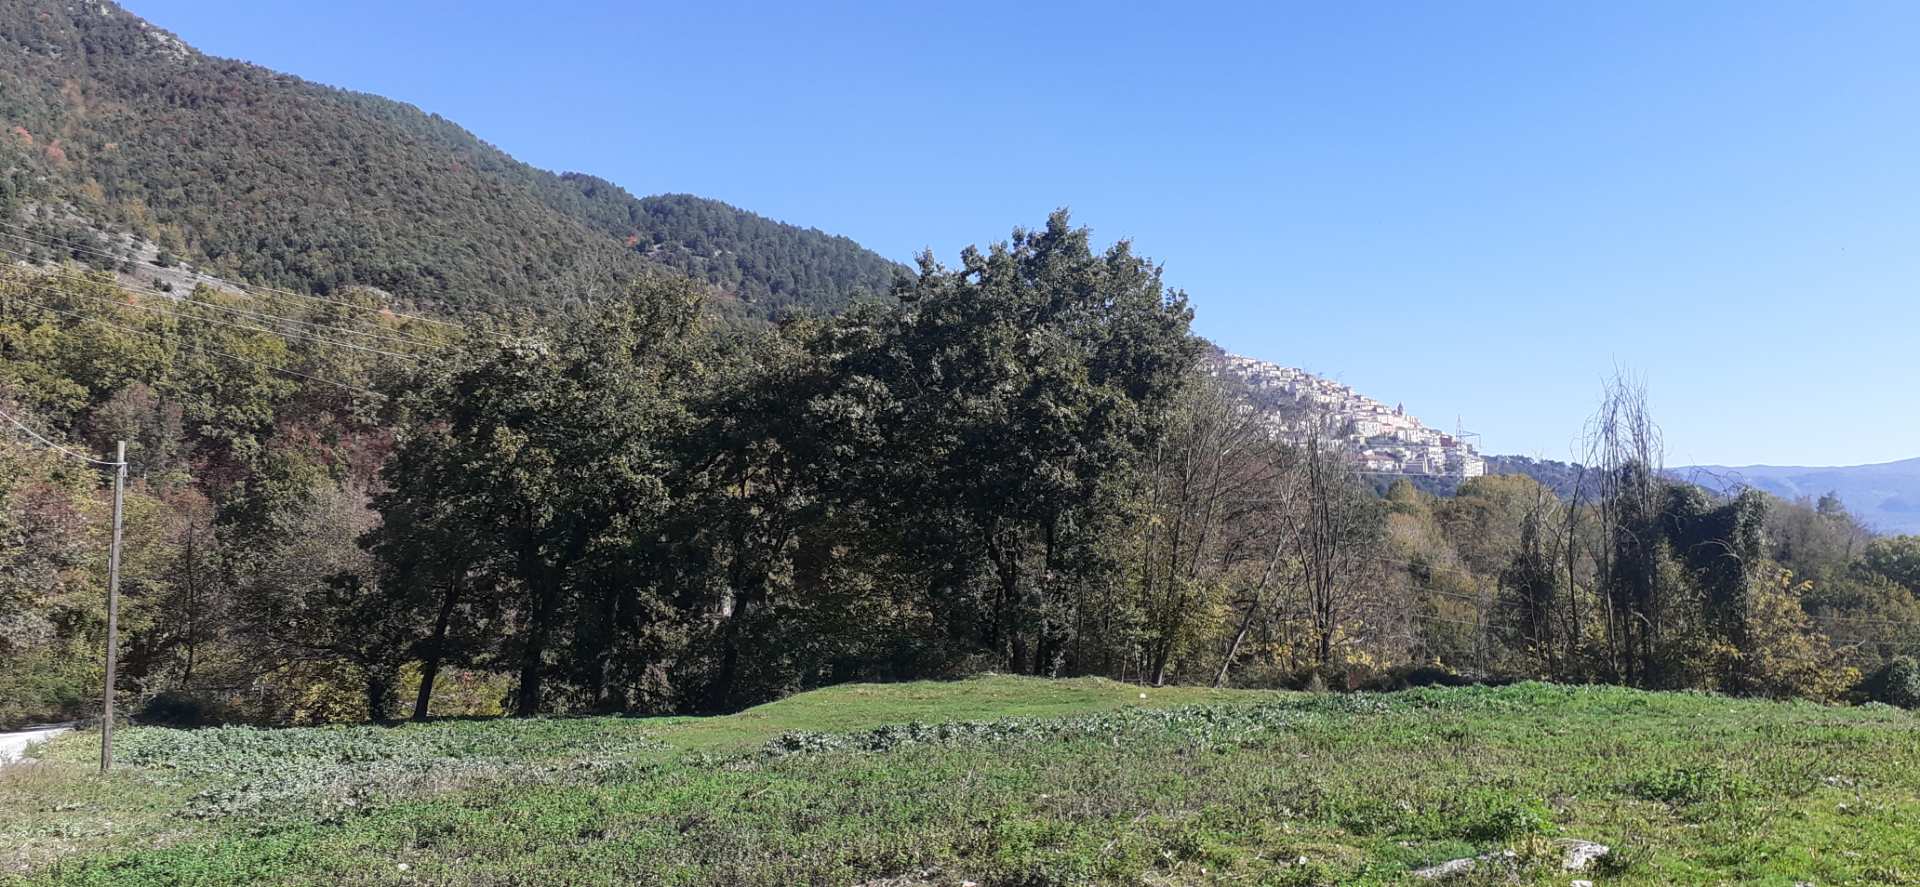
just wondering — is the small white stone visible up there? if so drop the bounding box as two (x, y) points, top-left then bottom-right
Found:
(396, 863), (410, 871)
(1558, 839), (1611, 872)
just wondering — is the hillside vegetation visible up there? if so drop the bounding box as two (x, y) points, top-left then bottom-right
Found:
(0, 1), (899, 316)
(6, 676), (1918, 885)
(7, 208), (1920, 733)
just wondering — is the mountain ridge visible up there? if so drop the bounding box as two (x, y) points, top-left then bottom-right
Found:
(0, 0), (901, 318)
(1673, 457), (1920, 534)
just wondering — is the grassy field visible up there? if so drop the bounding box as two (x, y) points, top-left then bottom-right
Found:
(3, 677), (1917, 886)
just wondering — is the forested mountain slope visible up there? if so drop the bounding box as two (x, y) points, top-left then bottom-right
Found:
(0, 0), (901, 317)
(552, 181), (905, 315)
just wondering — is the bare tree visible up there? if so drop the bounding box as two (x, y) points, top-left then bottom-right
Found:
(1571, 371), (1664, 683)
(1500, 477), (1566, 676)
(1211, 407), (1383, 685)
(1134, 373), (1274, 685)
(1285, 414), (1387, 672)
(1211, 516), (1296, 687)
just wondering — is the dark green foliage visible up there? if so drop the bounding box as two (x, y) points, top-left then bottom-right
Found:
(1861, 656), (1920, 708)
(368, 276), (711, 715)
(835, 211), (1202, 675)
(0, 2), (900, 319)
(360, 212), (1200, 714)
(134, 689), (234, 728)
(554, 181), (905, 315)
(1863, 536), (1920, 593)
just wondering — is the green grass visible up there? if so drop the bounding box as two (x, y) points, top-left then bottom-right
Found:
(3, 676), (1917, 885)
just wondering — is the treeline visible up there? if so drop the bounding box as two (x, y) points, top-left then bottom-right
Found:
(5, 214), (1919, 729)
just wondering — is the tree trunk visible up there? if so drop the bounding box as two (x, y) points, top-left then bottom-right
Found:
(412, 578), (462, 721)
(514, 541), (554, 718)
(1213, 596), (1261, 688)
(985, 528), (1024, 670)
(709, 584), (753, 712)
(365, 667), (394, 723)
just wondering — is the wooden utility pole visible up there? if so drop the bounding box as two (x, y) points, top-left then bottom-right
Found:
(101, 440), (126, 773)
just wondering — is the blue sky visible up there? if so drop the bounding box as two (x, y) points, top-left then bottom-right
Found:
(124, 1), (1920, 467)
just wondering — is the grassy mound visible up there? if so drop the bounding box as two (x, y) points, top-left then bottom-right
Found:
(3, 677), (1917, 885)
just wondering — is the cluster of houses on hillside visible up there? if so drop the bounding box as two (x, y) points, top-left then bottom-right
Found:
(1213, 354), (1487, 479)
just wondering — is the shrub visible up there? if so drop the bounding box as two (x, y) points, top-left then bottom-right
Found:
(1451, 791), (1553, 842)
(1628, 764), (1751, 806)
(1860, 656), (1920, 709)
(0, 646), (98, 730)
(137, 690), (236, 727)
(1352, 664), (1507, 692)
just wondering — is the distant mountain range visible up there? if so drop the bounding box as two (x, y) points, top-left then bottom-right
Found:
(1672, 458), (1920, 535)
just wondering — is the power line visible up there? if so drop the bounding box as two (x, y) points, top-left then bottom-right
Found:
(0, 406), (122, 466)
(1355, 470), (1479, 479)
(0, 221), (465, 334)
(1809, 611), (1920, 631)
(6, 275), (429, 364)
(0, 221), (471, 338)
(4, 272), (430, 365)
(0, 239), (454, 352)
(1370, 554), (1920, 636)
(0, 249), (445, 352)
(8, 294), (389, 399)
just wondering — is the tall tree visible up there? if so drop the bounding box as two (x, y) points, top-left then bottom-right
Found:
(849, 211), (1201, 674)
(1280, 415), (1386, 672)
(370, 277), (706, 715)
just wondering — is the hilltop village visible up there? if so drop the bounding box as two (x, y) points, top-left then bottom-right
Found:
(1215, 354), (1488, 479)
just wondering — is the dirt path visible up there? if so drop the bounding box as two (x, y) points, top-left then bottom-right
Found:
(0, 724), (74, 765)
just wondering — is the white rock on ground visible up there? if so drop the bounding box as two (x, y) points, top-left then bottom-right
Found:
(1411, 857), (1478, 880)
(1414, 840), (1611, 881)
(1412, 849), (1517, 880)
(1557, 839), (1611, 871)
